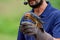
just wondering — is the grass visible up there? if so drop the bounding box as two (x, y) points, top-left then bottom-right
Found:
(0, 33), (17, 40)
(0, 0), (31, 40)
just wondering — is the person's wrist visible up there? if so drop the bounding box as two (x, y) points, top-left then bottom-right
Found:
(35, 29), (43, 40)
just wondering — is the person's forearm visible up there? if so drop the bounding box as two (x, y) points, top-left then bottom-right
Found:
(54, 38), (60, 40)
(36, 31), (54, 40)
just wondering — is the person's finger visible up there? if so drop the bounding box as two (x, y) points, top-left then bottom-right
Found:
(21, 21), (35, 26)
(23, 28), (35, 35)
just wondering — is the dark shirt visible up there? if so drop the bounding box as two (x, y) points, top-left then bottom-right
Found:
(17, 2), (60, 40)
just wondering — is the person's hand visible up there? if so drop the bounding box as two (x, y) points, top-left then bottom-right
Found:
(20, 21), (42, 36)
(20, 21), (54, 40)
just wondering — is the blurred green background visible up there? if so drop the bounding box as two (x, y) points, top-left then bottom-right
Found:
(0, 0), (60, 40)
